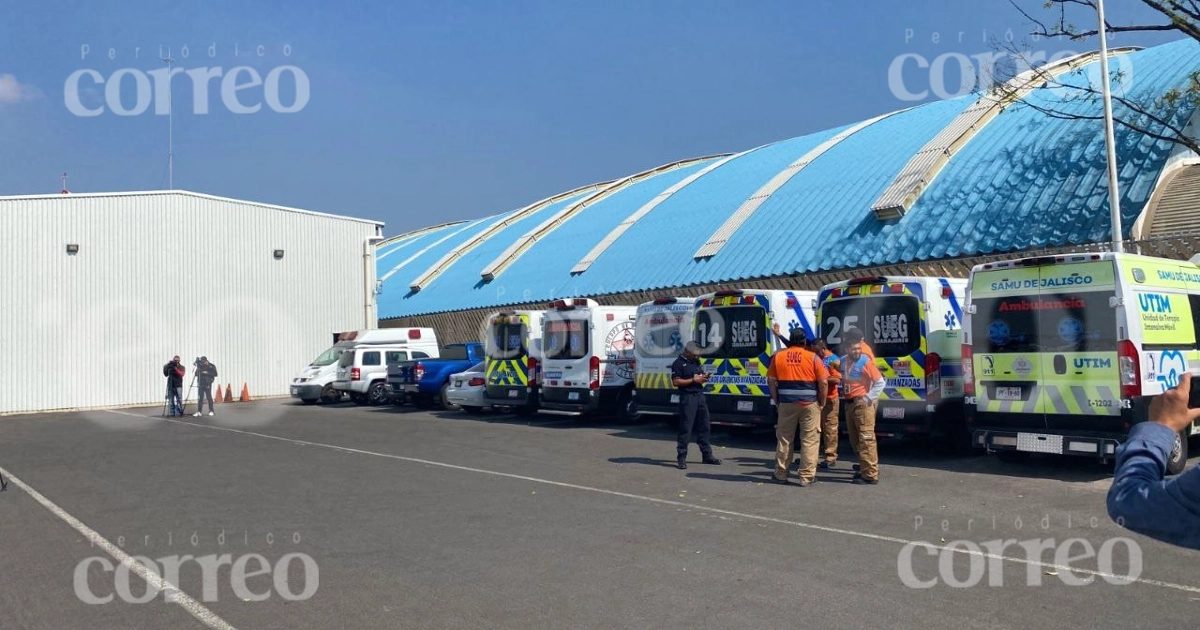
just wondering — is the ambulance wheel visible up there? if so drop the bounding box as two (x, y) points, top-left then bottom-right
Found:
(616, 387), (640, 424)
(320, 385), (341, 405)
(1167, 430), (1188, 476)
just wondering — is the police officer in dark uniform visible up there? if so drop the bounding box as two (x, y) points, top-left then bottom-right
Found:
(671, 341), (721, 470)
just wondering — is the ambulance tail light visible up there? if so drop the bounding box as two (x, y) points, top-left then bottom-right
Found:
(962, 344), (974, 396)
(1118, 340), (1140, 399)
(927, 352), (942, 401)
(527, 356), (538, 383)
(589, 356), (601, 390)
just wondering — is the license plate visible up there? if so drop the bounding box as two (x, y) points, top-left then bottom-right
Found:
(508, 390), (520, 398)
(290, 386), (298, 395)
(568, 392), (580, 401)
(670, 394), (680, 404)
(454, 381), (462, 387)
(882, 407), (905, 419)
(996, 386), (1022, 401)
(737, 401), (753, 412)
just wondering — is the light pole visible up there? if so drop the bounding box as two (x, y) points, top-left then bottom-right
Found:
(1097, 0), (1123, 253)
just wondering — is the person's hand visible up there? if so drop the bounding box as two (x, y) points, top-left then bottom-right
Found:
(773, 323), (782, 336)
(1149, 372), (1200, 433)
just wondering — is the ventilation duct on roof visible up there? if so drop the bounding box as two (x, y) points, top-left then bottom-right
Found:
(571, 151), (744, 274)
(693, 110), (904, 260)
(480, 155), (722, 282)
(870, 47), (1141, 221)
(406, 181), (607, 293)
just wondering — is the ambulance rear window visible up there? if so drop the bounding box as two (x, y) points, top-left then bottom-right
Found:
(543, 318), (588, 360)
(821, 295), (920, 357)
(695, 306), (765, 359)
(973, 292), (1116, 353)
(636, 312), (686, 358)
(489, 323), (526, 358)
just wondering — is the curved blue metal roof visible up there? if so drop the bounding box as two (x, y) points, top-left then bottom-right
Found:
(379, 38), (1200, 318)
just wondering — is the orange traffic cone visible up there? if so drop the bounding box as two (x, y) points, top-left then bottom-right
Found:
(239, 383), (251, 402)
(224, 384), (234, 403)
(213, 384), (220, 404)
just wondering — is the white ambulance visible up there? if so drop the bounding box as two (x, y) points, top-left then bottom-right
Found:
(691, 289), (819, 427)
(482, 309), (545, 415)
(963, 252), (1200, 473)
(631, 296), (697, 425)
(816, 276), (968, 449)
(539, 298), (639, 420)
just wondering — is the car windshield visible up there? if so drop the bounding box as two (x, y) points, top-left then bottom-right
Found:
(312, 346), (343, 366)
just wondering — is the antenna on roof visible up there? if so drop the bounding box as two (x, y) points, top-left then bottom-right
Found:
(161, 48), (175, 189)
(60, 172), (69, 194)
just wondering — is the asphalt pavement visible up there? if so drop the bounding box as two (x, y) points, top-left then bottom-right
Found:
(0, 399), (1197, 630)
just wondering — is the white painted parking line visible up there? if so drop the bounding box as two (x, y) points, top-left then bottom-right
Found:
(0, 464), (239, 630)
(109, 409), (1200, 595)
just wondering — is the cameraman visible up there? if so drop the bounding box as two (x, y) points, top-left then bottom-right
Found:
(193, 356), (218, 417)
(163, 355), (185, 417)
(1107, 372), (1200, 549)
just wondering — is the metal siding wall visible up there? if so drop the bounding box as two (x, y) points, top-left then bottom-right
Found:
(0, 193), (379, 414)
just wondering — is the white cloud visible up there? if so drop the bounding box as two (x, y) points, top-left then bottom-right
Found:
(0, 74), (42, 104)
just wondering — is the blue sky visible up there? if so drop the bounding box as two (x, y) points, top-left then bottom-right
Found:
(0, 0), (1184, 236)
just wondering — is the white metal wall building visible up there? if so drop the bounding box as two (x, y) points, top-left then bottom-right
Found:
(0, 190), (384, 414)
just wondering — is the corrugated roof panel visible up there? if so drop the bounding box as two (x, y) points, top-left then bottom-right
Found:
(902, 38), (1200, 261)
(377, 222), (465, 261)
(381, 190), (595, 314)
(480, 156), (719, 282)
(553, 128), (853, 296)
(573, 152), (743, 273)
(706, 95), (974, 281)
(693, 110), (903, 259)
(404, 162), (717, 314)
(375, 216), (509, 316)
(408, 182), (607, 291)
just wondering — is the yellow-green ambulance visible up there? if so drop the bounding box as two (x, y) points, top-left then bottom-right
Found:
(963, 252), (1200, 473)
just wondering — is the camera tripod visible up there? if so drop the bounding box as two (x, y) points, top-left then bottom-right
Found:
(160, 364), (198, 418)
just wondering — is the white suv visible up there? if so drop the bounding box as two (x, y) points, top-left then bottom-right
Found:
(333, 346), (434, 405)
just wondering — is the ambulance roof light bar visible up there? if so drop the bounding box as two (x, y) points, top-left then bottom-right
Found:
(548, 298), (592, 310)
(652, 296), (678, 305)
(847, 276), (888, 285)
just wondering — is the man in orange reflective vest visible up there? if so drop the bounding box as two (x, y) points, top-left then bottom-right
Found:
(767, 329), (828, 486)
(841, 335), (886, 485)
(842, 328), (875, 360)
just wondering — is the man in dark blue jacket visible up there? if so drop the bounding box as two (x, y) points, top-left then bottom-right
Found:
(1107, 372), (1200, 549)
